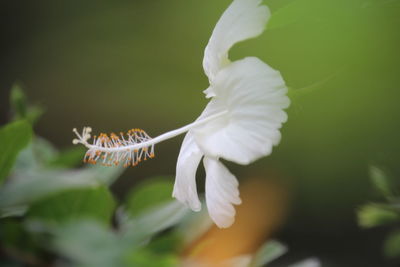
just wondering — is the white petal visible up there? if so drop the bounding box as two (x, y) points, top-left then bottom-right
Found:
(202, 86), (216, 99)
(203, 0), (270, 83)
(195, 57), (290, 165)
(173, 132), (202, 211)
(204, 157), (241, 228)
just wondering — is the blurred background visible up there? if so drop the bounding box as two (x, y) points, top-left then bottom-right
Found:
(1, 0), (400, 266)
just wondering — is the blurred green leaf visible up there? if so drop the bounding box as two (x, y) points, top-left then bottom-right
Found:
(357, 203), (400, 228)
(123, 248), (178, 267)
(0, 218), (38, 254)
(250, 240), (287, 267)
(30, 137), (58, 167)
(125, 177), (174, 216)
(369, 165), (397, 200)
(0, 165), (123, 216)
(47, 146), (86, 168)
(15, 137), (84, 170)
(146, 232), (182, 255)
(384, 230), (400, 259)
(14, 137), (58, 172)
(52, 220), (125, 267)
(10, 83), (27, 119)
(121, 201), (188, 243)
(25, 106), (45, 125)
(50, 219), (178, 267)
(0, 219), (26, 247)
(0, 120), (32, 184)
(27, 186), (115, 225)
(9, 83), (44, 125)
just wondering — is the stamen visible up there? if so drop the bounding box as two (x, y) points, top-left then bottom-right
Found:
(73, 128), (155, 167)
(73, 110), (228, 168)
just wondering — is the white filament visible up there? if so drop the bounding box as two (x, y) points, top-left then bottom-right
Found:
(73, 110), (228, 154)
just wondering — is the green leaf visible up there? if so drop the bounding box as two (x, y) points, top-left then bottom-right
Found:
(10, 83), (27, 119)
(47, 146), (87, 168)
(0, 165), (123, 216)
(357, 203), (400, 228)
(250, 240), (287, 267)
(27, 186), (115, 225)
(9, 83), (44, 125)
(146, 232), (182, 255)
(50, 219), (178, 267)
(121, 201), (189, 243)
(0, 218), (38, 252)
(0, 218), (26, 247)
(51, 220), (125, 267)
(14, 137), (58, 172)
(384, 230), (400, 259)
(25, 106), (45, 125)
(369, 165), (397, 199)
(125, 177), (174, 216)
(123, 248), (178, 267)
(0, 120), (32, 184)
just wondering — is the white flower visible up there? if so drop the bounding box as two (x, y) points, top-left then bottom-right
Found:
(73, 0), (289, 229)
(172, 0), (289, 228)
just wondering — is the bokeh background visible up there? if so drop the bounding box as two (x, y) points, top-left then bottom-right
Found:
(1, 0), (400, 266)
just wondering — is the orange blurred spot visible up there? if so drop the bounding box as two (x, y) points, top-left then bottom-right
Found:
(183, 175), (288, 266)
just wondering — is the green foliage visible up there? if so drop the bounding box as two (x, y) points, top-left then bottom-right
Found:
(357, 166), (400, 229)
(27, 186), (115, 225)
(121, 177), (189, 246)
(121, 200), (189, 244)
(2, 131), (122, 219)
(145, 232), (182, 255)
(10, 83), (27, 119)
(125, 177), (174, 216)
(0, 218), (36, 250)
(51, 220), (128, 267)
(384, 230), (400, 259)
(0, 120), (32, 184)
(370, 165), (397, 200)
(48, 219), (179, 267)
(47, 198), (186, 267)
(0, 83), (193, 266)
(48, 146), (87, 168)
(123, 248), (178, 267)
(357, 165), (400, 260)
(10, 83), (44, 124)
(250, 240), (287, 267)
(0, 166), (122, 216)
(358, 203), (400, 228)
(15, 131), (83, 171)
(14, 137), (58, 172)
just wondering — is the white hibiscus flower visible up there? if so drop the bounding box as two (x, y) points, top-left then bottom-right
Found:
(73, 0), (289, 228)
(173, 0), (289, 228)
